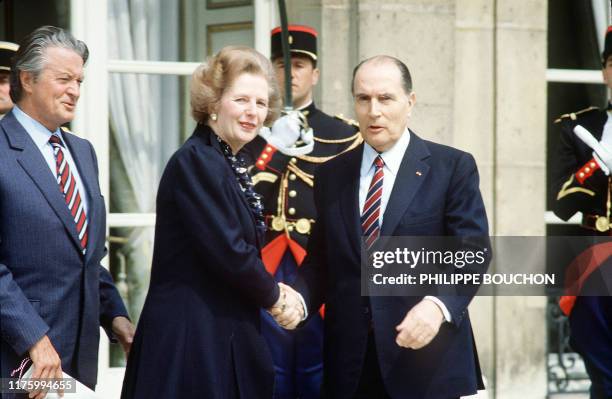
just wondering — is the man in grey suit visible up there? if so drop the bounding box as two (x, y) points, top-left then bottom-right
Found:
(0, 26), (133, 398)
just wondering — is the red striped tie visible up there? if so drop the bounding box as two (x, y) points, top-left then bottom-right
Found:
(49, 134), (88, 253)
(361, 155), (384, 250)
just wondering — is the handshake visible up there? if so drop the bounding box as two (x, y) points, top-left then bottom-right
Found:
(267, 283), (305, 330)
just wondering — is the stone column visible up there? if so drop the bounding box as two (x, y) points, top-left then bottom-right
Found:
(494, 1), (548, 398)
(454, 0), (496, 390)
(319, 0), (357, 117)
(356, 0), (456, 143)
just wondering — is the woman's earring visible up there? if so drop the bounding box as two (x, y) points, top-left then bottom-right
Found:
(210, 113), (218, 121)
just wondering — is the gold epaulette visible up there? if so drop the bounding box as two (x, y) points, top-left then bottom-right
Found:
(309, 113), (361, 145)
(554, 106), (598, 123)
(334, 113), (359, 128)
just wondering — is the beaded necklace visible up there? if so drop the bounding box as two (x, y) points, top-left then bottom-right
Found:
(214, 134), (266, 234)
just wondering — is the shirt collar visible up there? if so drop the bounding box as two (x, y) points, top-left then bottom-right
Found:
(361, 128), (411, 177)
(298, 100), (313, 111)
(12, 105), (63, 150)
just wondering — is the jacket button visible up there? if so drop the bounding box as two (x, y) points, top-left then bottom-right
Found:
(289, 174), (297, 181)
(288, 208), (296, 215)
(289, 190), (297, 198)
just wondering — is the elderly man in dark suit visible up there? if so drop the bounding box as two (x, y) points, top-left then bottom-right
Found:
(273, 55), (489, 399)
(0, 26), (133, 397)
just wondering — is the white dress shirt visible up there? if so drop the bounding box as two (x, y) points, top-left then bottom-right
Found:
(358, 128), (451, 322)
(12, 105), (89, 216)
(359, 126), (411, 225)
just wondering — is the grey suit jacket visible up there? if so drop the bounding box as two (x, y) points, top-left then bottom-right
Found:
(0, 110), (128, 390)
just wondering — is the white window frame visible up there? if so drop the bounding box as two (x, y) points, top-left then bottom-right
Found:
(69, 0), (277, 395)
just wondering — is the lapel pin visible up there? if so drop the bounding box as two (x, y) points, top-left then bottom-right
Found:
(416, 171), (422, 176)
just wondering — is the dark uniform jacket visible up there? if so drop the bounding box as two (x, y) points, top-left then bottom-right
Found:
(550, 106), (612, 397)
(242, 102), (360, 249)
(552, 106), (610, 223)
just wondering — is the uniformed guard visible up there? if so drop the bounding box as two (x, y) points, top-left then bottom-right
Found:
(551, 26), (612, 399)
(242, 24), (361, 399)
(0, 41), (18, 117)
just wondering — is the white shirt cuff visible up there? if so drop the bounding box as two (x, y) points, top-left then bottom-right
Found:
(296, 292), (308, 321)
(424, 296), (452, 322)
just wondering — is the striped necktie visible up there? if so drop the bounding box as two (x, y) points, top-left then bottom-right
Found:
(361, 155), (384, 250)
(49, 134), (88, 253)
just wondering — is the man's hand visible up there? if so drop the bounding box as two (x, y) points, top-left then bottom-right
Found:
(592, 148), (612, 175)
(395, 299), (445, 350)
(268, 283), (304, 330)
(28, 335), (62, 399)
(111, 316), (135, 356)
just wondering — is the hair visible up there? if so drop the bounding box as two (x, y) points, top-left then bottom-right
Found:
(272, 53), (317, 68)
(10, 25), (88, 103)
(190, 46), (281, 125)
(351, 55), (413, 95)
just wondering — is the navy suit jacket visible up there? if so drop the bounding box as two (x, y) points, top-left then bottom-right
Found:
(295, 132), (489, 399)
(0, 110), (128, 390)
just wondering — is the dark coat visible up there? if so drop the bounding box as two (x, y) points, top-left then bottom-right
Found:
(121, 124), (280, 399)
(294, 132), (489, 399)
(0, 110), (128, 390)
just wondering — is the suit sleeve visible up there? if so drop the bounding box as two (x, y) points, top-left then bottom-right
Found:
(293, 165), (329, 315)
(172, 145), (280, 308)
(551, 121), (602, 220)
(0, 261), (50, 355)
(438, 152), (490, 327)
(88, 142), (130, 339)
(99, 262), (130, 341)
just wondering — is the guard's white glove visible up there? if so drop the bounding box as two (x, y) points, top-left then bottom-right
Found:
(593, 150), (612, 175)
(259, 110), (314, 156)
(573, 125), (612, 175)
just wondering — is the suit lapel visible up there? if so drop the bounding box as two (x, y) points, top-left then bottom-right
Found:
(339, 144), (363, 255)
(381, 132), (431, 236)
(2, 113), (83, 252)
(63, 132), (100, 260)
